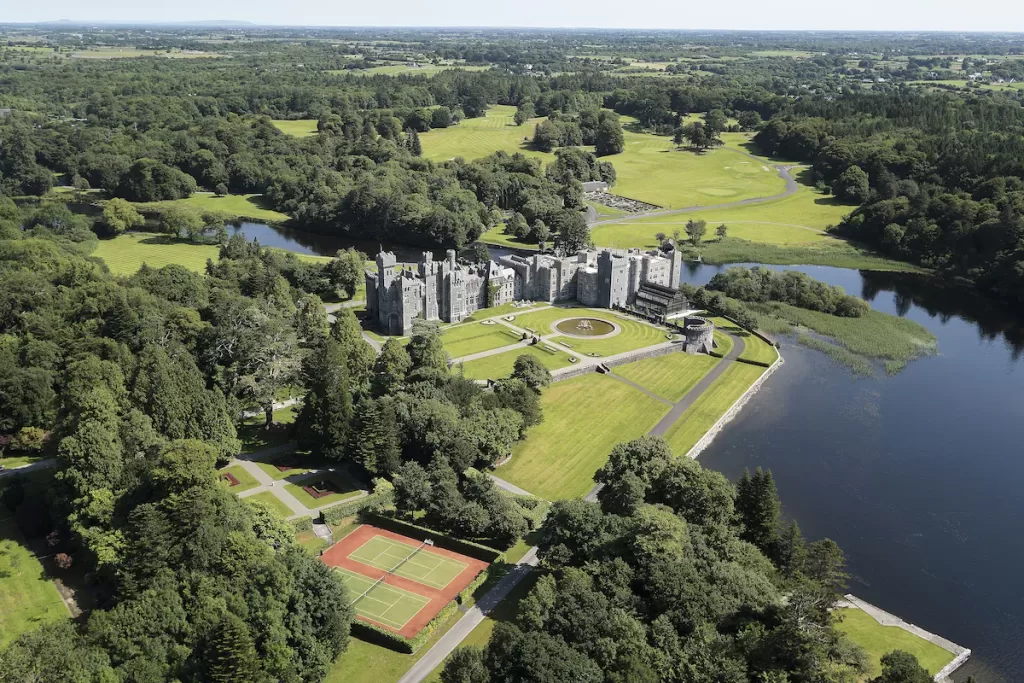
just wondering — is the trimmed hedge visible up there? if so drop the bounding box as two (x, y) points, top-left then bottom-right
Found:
(508, 494), (551, 532)
(290, 516), (313, 533)
(361, 512), (504, 563)
(736, 357), (773, 369)
(321, 479), (394, 524)
(458, 567), (490, 605)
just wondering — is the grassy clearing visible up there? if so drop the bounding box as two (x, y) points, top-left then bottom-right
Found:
(218, 465), (260, 493)
(0, 518), (67, 648)
(420, 105), (550, 162)
(613, 352), (720, 402)
(748, 303), (937, 373)
(441, 323), (523, 358)
(284, 471), (365, 510)
(662, 362), (766, 456)
(0, 454), (41, 469)
(685, 237), (926, 273)
(245, 491), (294, 519)
(272, 119), (319, 137)
(296, 529), (329, 555)
(478, 224), (541, 251)
(238, 405), (298, 454)
(835, 608), (954, 678)
(496, 374), (670, 499)
(325, 614), (464, 683)
(92, 233), (220, 275)
(456, 343), (573, 380)
(131, 192), (289, 223)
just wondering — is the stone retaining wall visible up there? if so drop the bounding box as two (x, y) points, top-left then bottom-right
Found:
(684, 353), (783, 460)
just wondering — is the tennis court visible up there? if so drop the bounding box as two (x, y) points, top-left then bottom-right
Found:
(335, 567), (431, 630)
(348, 535), (468, 590)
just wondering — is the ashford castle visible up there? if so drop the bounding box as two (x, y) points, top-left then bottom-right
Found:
(365, 247), (686, 336)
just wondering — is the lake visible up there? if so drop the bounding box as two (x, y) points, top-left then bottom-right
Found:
(682, 262), (1024, 682)
(242, 221), (1022, 680)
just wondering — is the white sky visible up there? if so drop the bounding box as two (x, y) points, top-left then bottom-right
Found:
(4, 0), (1024, 32)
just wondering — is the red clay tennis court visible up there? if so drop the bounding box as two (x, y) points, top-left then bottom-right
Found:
(321, 524), (488, 638)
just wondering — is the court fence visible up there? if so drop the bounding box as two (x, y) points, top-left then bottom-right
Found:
(361, 511), (505, 563)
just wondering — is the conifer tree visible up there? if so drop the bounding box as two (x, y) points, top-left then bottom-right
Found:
(296, 338), (354, 459)
(372, 338), (412, 397)
(207, 613), (259, 683)
(735, 467), (781, 555)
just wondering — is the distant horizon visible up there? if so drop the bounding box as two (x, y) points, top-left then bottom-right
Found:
(3, 0), (1024, 33)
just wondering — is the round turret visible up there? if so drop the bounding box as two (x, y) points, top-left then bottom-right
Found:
(683, 316), (715, 354)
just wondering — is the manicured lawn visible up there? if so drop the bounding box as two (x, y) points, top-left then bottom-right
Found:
(478, 224), (540, 251)
(218, 465), (260, 494)
(496, 374), (670, 499)
(713, 330), (735, 357)
(244, 491), (294, 519)
(238, 405), (298, 454)
(513, 307), (669, 357)
(272, 119), (319, 137)
(441, 323), (523, 358)
(0, 518), (67, 647)
(457, 344), (574, 381)
(835, 608), (954, 678)
(296, 529), (329, 555)
(419, 105), (552, 162)
(591, 179), (854, 251)
(606, 133), (786, 209)
(662, 362), (765, 456)
(130, 192), (290, 223)
(284, 471), (364, 510)
(709, 318), (778, 365)
(92, 233), (220, 275)
(0, 454), (41, 469)
(613, 352), (720, 402)
(462, 301), (541, 323)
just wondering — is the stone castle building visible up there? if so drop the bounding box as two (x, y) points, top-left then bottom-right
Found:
(366, 246), (685, 335)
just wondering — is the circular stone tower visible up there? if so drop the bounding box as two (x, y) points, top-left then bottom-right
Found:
(683, 316), (715, 354)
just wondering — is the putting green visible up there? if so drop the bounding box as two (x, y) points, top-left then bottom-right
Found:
(349, 535), (467, 590)
(336, 568), (430, 630)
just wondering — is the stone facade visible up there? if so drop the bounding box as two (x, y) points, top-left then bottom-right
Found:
(682, 316), (715, 354)
(367, 246), (684, 335)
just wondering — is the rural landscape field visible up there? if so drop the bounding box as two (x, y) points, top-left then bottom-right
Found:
(1, 16), (1020, 683)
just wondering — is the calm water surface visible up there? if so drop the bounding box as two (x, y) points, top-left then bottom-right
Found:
(242, 223), (1023, 680)
(682, 263), (1024, 682)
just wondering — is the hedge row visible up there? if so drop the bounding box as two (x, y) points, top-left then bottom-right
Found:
(350, 595), (462, 654)
(508, 494), (550, 531)
(321, 488), (394, 525)
(290, 516), (313, 533)
(361, 512), (505, 563)
(735, 357), (773, 369)
(457, 567), (491, 605)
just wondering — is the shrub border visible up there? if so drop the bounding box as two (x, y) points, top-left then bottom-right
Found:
(360, 511), (505, 563)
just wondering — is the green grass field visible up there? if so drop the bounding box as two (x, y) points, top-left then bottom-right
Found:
(0, 454), (41, 469)
(613, 352), (720, 402)
(238, 405), (298, 454)
(345, 63), (491, 77)
(92, 233), (220, 275)
(272, 119), (319, 137)
(130, 192), (290, 223)
(478, 224), (540, 251)
(419, 105), (550, 162)
(245, 491), (294, 519)
(496, 373), (670, 499)
(285, 471), (364, 510)
(441, 323), (523, 358)
(0, 518), (67, 648)
(457, 343), (574, 381)
(685, 236), (925, 273)
(255, 458), (313, 481)
(591, 176), (854, 251)
(218, 465), (260, 493)
(709, 318), (778, 365)
(835, 608), (954, 678)
(336, 568), (430, 630)
(661, 362), (765, 456)
(713, 330), (735, 357)
(512, 307), (670, 356)
(349, 535), (467, 590)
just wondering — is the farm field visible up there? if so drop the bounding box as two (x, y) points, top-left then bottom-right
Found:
(245, 491), (294, 519)
(218, 465), (260, 493)
(131, 192), (289, 223)
(496, 373), (670, 499)
(456, 343), (573, 380)
(344, 63), (491, 77)
(284, 471), (364, 510)
(613, 352), (720, 402)
(835, 608), (954, 678)
(0, 518), (67, 648)
(441, 322), (523, 358)
(419, 105), (550, 162)
(272, 119), (319, 137)
(661, 362), (766, 456)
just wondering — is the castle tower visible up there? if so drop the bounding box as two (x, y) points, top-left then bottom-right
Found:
(669, 246), (682, 289)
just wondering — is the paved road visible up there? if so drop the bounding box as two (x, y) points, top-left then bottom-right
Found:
(396, 548), (540, 683)
(486, 474), (536, 497)
(591, 160), (800, 227)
